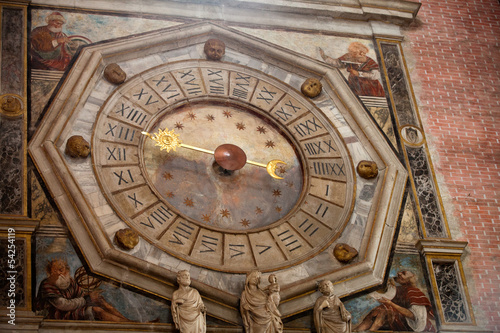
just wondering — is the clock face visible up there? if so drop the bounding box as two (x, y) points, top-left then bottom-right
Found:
(142, 101), (304, 231)
(92, 60), (354, 272)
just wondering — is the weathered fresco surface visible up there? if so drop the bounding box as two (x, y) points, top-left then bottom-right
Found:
(35, 237), (171, 323)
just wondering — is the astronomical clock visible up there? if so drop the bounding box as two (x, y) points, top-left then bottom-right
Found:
(30, 22), (407, 323)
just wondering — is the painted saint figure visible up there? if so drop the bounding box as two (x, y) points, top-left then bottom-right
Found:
(319, 42), (385, 97)
(172, 270), (206, 332)
(240, 271), (283, 333)
(354, 270), (436, 332)
(30, 12), (72, 70)
(314, 280), (352, 333)
(36, 258), (132, 321)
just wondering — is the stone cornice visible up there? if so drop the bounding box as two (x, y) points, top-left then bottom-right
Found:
(26, 0), (420, 37)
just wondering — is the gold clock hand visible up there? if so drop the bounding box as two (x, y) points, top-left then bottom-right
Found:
(142, 129), (286, 179)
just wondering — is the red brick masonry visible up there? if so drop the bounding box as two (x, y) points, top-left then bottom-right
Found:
(404, 0), (500, 331)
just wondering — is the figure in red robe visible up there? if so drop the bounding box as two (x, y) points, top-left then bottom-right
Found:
(30, 12), (71, 71)
(354, 270), (436, 332)
(36, 258), (133, 322)
(320, 42), (386, 97)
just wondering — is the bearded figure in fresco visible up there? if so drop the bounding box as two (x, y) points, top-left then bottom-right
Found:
(354, 270), (436, 332)
(240, 271), (283, 333)
(171, 270), (206, 332)
(36, 258), (133, 322)
(30, 12), (72, 71)
(314, 280), (352, 333)
(319, 42), (385, 97)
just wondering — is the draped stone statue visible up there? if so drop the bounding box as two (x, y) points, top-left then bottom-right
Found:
(240, 271), (283, 333)
(314, 280), (351, 333)
(172, 270), (206, 332)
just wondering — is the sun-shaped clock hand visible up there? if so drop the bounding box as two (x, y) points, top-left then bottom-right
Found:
(142, 128), (286, 179)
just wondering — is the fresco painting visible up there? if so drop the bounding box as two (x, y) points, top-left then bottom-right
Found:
(236, 27), (397, 149)
(30, 11), (89, 71)
(35, 237), (170, 323)
(29, 9), (180, 134)
(345, 253), (436, 332)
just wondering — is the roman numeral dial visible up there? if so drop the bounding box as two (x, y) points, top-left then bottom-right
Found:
(92, 60), (354, 272)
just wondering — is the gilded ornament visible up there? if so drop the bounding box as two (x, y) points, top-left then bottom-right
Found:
(204, 39), (225, 60)
(333, 243), (358, 263)
(142, 128), (182, 152)
(301, 78), (322, 98)
(114, 228), (139, 250)
(1, 95), (22, 116)
(356, 160), (378, 179)
(104, 63), (126, 84)
(65, 135), (91, 158)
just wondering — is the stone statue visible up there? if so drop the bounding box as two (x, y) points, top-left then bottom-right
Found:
(172, 270), (206, 333)
(204, 39), (225, 61)
(301, 78), (322, 98)
(314, 280), (351, 333)
(265, 274), (283, 333)
(240, 271), (283, 333)
(104, 63), (126, 84)
(65, 135), (90, 158)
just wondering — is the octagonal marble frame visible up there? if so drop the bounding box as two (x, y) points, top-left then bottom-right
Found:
(29, 22), (407, 324)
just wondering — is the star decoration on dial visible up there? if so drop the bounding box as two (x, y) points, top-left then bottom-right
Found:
(165, 191), (174, 198)
(265, 140), (276, 148)
(187, 112), (196, 120)
(174, 122), (184, 130)
(240, 219), (250, 227)
(202, 214), (211, 222)
(223, 110), (232, 118)
(163, 172), (173, 180)
(256, 126), (267, 134)
(184, 197), (194, 207)
(206, 114), (215, 122)
(278, 165), (287, 174)
(255, 207), (263, 214)
(275, 206), (282, 213)
(220, 209), (230, 218)
(236, 122), (246, 130)
(272, 189), (282, 197)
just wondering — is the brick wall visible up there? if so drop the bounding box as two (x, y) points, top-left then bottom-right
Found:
(404, 0), (500, 331)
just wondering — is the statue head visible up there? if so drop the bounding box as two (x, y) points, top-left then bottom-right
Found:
(104, 63), (126, 84)
(301, 78), (322, 98)
(356, 160), (378, 179)
(65, 135), (91, 158)
(318, 280), (334, 296)
(245, 270), (261, 287)
(177, 270), (191, 287)
(204, 39), (225, 61)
